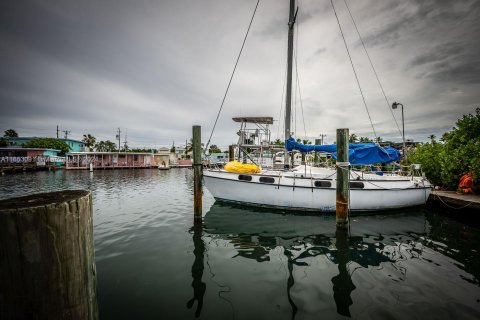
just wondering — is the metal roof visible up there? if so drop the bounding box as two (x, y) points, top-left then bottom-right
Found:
(232, 117), (274, 124)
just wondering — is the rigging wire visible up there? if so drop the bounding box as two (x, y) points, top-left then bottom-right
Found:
(330, 0), (378, 141)
(294, 51), (307, 141)
(293, 10), (307, 141)
(204, 0), (260, 153)
(276, 64), (288, 141)
(343, 0), (402, 138)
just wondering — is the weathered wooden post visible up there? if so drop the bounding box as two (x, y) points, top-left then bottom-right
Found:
(228, 145), (235, 162)
(193, 125), (202, 222)
(0, 190), (98, 320)
(336, 128), (349, 228)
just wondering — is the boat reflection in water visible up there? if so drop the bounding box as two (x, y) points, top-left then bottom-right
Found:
(186, 202), (479, 319)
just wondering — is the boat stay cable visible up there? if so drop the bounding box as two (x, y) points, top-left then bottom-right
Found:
(295, 52), (307, 141)
(330, 0), (378, 141)
(276, 62), (288, 142)
(343, 0), (402, 138)
(204, 0), (260, 154)
(293, 13), (308, 142)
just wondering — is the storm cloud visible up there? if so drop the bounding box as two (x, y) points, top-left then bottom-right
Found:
(0, 0), (478, 148)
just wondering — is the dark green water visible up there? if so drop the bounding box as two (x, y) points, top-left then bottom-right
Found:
(1, 169), (479, 319)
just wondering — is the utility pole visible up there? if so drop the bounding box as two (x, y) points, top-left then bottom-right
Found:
(123, 129), (128, 152)
(56, 125), (59, 138)
(116, 128), (121, 151)
(62, 130), (71, 139)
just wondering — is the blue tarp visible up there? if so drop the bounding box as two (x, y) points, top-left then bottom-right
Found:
(285, 137), (400, 165)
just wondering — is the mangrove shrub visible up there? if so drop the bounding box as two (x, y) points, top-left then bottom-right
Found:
(408, 108), (480, 190)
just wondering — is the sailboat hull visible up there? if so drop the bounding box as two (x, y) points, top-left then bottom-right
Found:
(204, 169), (432, 212)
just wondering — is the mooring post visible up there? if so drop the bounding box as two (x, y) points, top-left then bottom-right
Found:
(193, 125), (202, 222)
(0, 190), (98, 320)
(336, 128), (349, 228)
(228, 145), (235, 162)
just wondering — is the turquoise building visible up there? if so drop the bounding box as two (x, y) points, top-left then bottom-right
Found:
(6, 137), (85, 152)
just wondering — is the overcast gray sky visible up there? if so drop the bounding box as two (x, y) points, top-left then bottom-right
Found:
(1, 0), (479, 149)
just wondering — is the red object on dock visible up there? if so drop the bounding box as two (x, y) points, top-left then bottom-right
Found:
(458, 173), (474, 194)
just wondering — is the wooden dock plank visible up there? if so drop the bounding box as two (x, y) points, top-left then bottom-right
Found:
(429, 190), (480, 211)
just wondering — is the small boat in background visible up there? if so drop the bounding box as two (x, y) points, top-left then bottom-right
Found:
(155, 147), (170, 170)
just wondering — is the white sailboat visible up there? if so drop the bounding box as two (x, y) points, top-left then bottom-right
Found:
(203, 0), (432, 212)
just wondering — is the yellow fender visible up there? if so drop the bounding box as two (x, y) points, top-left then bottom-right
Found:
(224, 161), (261, 174)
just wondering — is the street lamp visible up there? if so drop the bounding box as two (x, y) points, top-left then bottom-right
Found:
(391, 102), (406, 162)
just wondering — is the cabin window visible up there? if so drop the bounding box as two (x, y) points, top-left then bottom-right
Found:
(259, 177), (275, 184)
(349, 182), (364, 189)
(238, 175), (252, 182)
(314, 181), (332, 188)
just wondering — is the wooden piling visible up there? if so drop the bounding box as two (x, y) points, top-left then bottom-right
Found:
(336, 128), (349, 228)
(228, 145), (235, 162)
(0, 190), (98, 320)
(193, 125), (202, 222)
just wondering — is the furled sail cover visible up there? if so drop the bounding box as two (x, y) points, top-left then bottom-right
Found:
(285, 137), (400, 165)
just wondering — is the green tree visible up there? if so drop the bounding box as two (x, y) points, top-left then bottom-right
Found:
(82, 134), (97, 151)
(408, 139), (444, 186)
(209, 144), (222, 153)
(95, 140), (117, 152)
(0, 138), (7, 147)
(440, 108), (480, 189)
(409, 108), (480, 189)
(3, 129), (18, 137)
(359, 137), (373, 143)
(23, 138), (70, 154)
(273, 139), (284, 147)
(349, 133), (358, 143)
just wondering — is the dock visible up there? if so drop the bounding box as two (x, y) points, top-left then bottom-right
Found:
(0, 163), (59, 174)
(428, 190), (480, 212)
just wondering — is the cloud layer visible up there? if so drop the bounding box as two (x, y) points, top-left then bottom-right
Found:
(1, 0), (478, 148)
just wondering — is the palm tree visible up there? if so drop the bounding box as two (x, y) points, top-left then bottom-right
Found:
(273, 139), (284, 146)
(359, 136), (372, 143)
(82, 134), (96, 151)
(428, 134), (436, 143)
(349, 133), (358, 143)
(95, 140), (117, 152)
(3, 129), (18, 138)
(374, 136), (383, 143)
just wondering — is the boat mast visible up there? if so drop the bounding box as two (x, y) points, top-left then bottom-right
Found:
(284, 0), (297, 169)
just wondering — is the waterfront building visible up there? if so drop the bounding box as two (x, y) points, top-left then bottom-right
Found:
(0, 147), (65, 171)
(66, 152), (156, 170)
